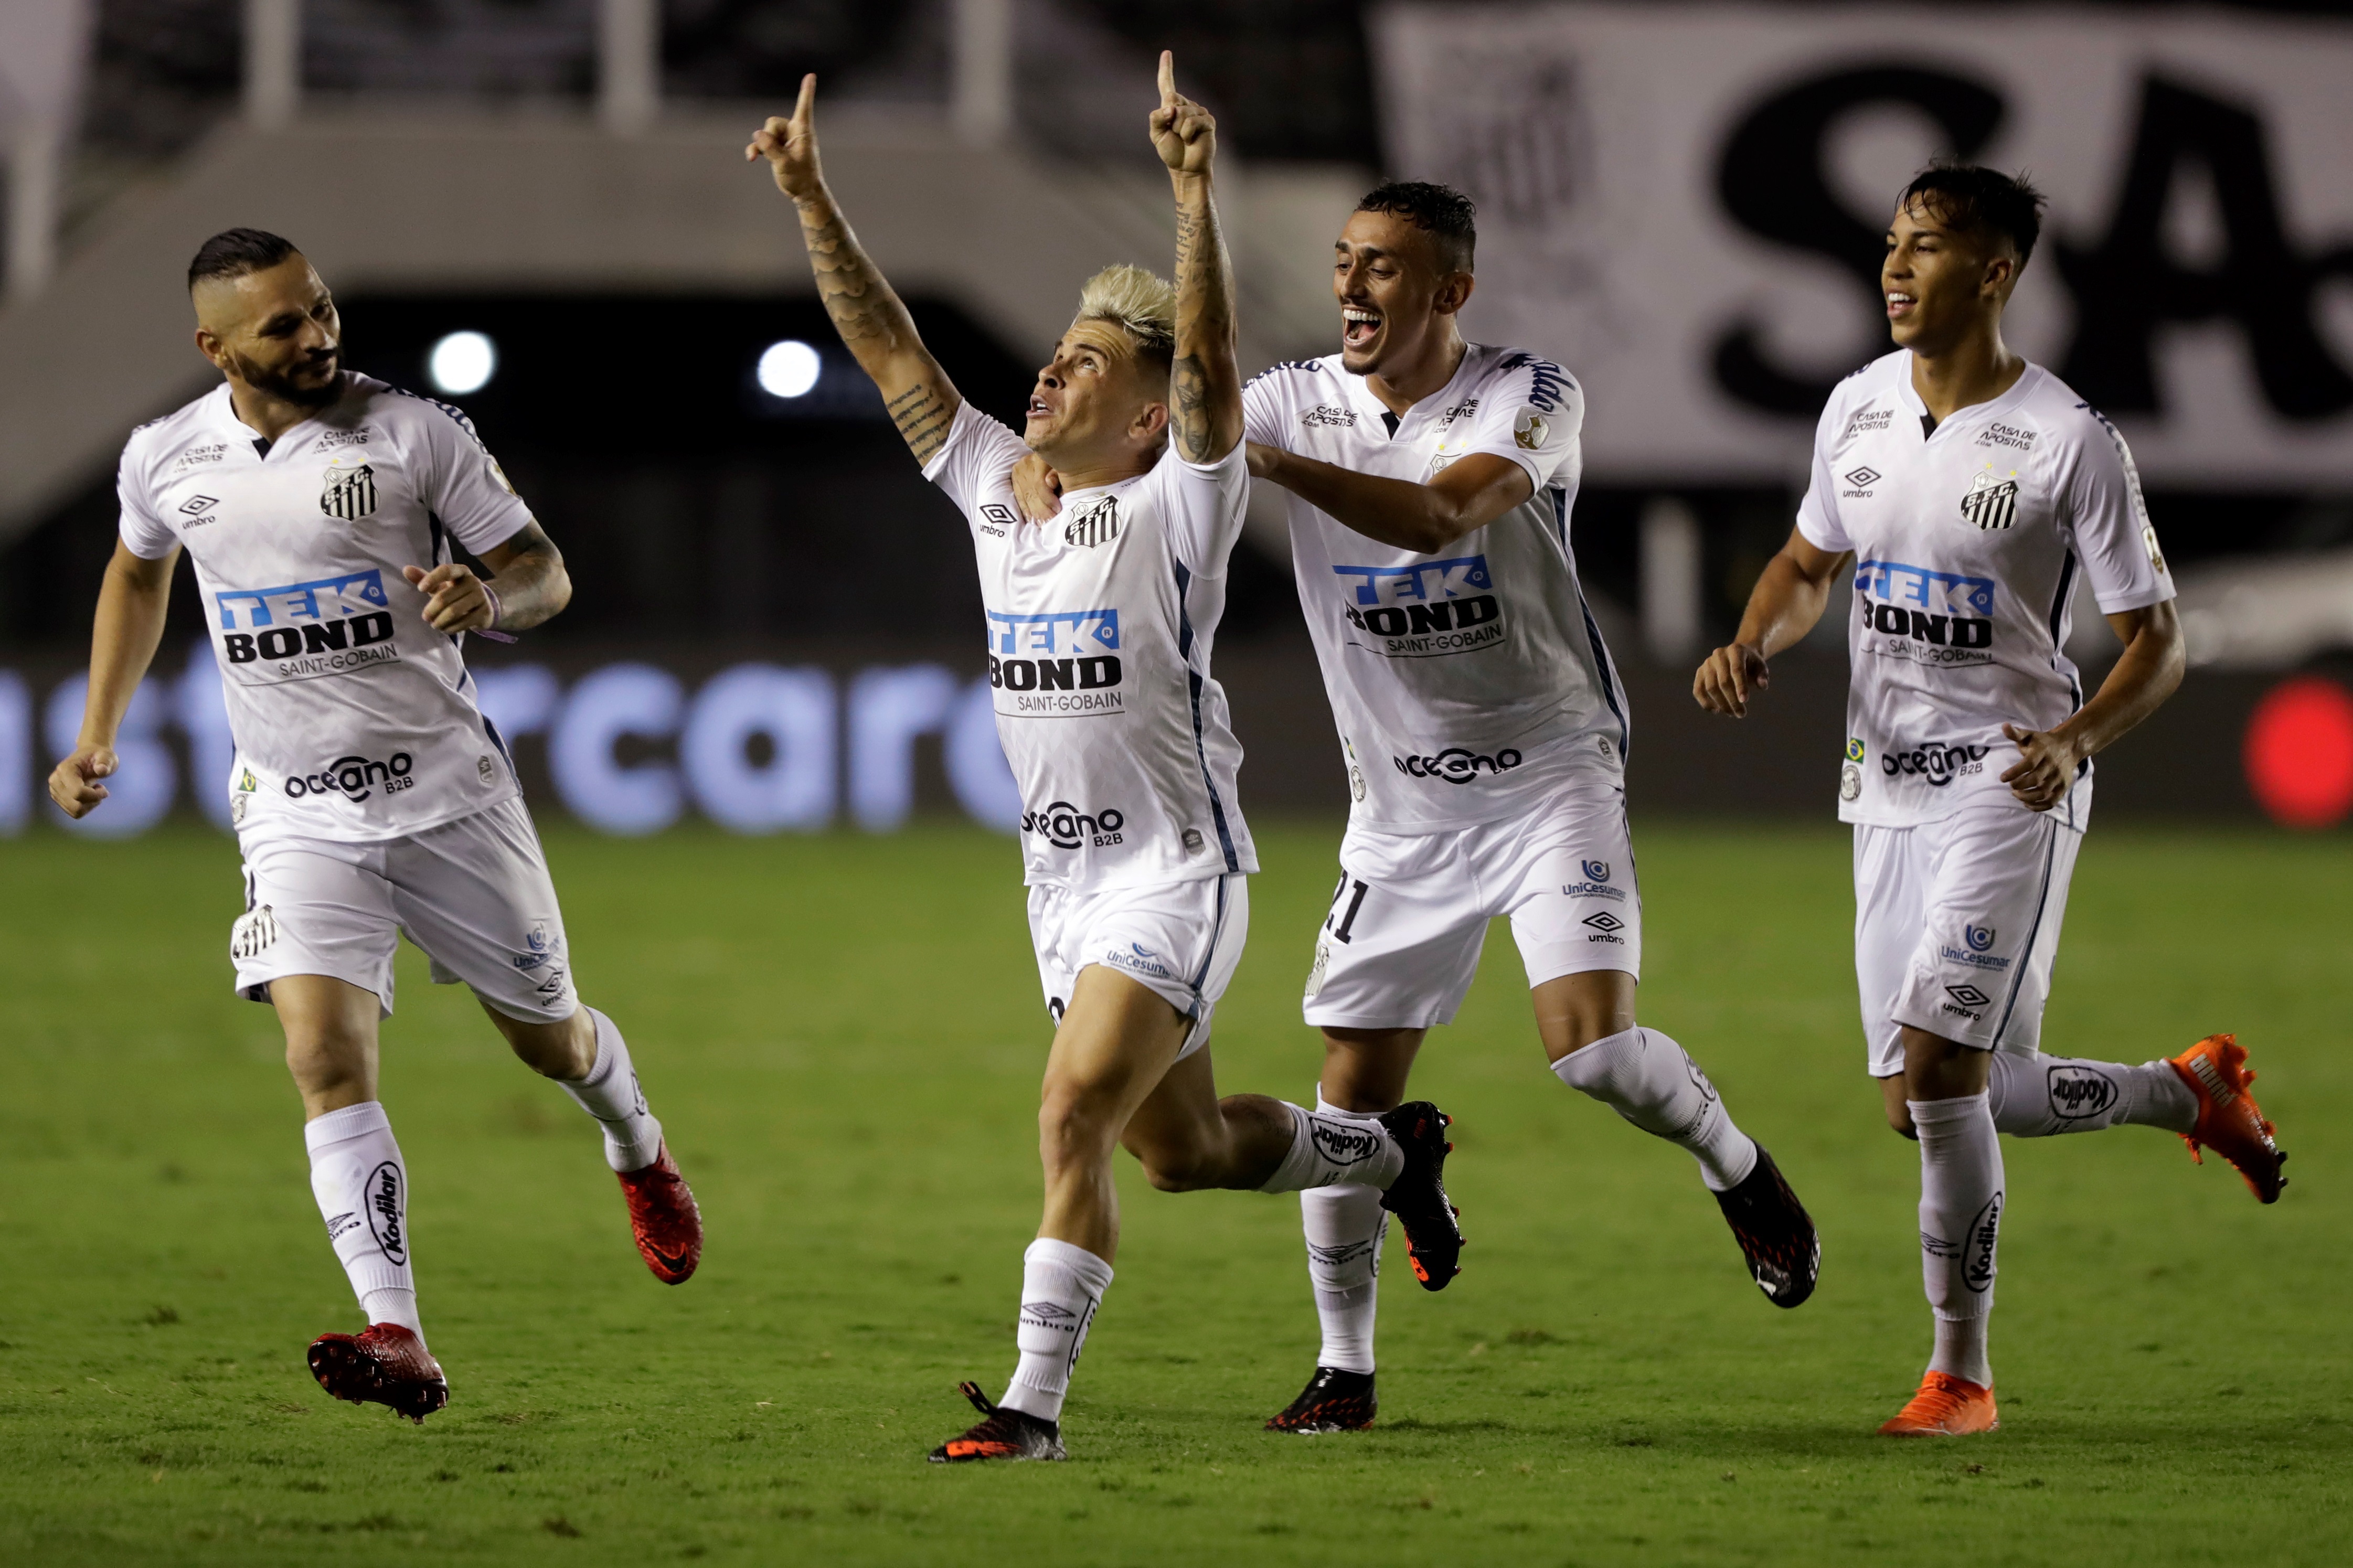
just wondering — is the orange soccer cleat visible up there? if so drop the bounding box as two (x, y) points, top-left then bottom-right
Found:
(617, 1144), (704, 1283)
(1878, 1371), (1998, 1437)
(2169, 1034), (2287, 1204)
(308, 1323), (450, 1424)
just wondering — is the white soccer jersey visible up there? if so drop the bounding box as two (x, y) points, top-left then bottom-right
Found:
(118, 374), (532, 840)
(1797, 351), (2176, 828)
(1242, 344), (1625, 833)
(924, 402), (1259, 892)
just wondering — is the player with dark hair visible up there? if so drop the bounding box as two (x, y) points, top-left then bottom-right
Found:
(750, 59), (1464, 1464)
(1696, 165), (2285, 1436)
(50, 230), (704, 1424)
(1018, 175), (1820, 1435)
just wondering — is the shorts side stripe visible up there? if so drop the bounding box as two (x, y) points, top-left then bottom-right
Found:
(1993, 820), (2059, 1044)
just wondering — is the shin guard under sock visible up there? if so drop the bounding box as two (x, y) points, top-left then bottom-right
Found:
(1553, 1026), (1760, 1190)
(1985, 1049), (2196, 1137)
(999, 1239), (1113, 1424)
(305, 1101), (423, 1341)
(558, 1008), (666, 1172)
(1300, 1094), (1388, 1374)
(1912, 1092), (2001, 1385)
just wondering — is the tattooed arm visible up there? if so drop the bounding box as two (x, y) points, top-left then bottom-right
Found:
(748, 76), (961, 466)
(1149, 53), (1241, 464)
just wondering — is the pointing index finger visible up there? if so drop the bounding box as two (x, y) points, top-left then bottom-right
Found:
(794, 72), (816, 129)
(1157, 50), (1176, 106)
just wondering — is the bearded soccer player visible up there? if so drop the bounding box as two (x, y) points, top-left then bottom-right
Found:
(748, 58), (1463, 1463)
(1020, 181), (1822, 1434)
(1695, 166), (2286, 1437)
(49, 229), (702, 1424)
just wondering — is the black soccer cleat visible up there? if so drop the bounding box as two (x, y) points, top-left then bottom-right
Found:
(1376, 1101), (1464, 1291)
(1712, 1144), (1819, 1308)
(1265, 1366), (1377, 1433)
(927, 1381), (1067, 1463)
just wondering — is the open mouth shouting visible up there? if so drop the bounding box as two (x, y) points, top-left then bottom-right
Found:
(1885, 290), (1918, 322)
(1342, 306), (1382, 351)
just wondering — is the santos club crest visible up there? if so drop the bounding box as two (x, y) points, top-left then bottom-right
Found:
(320, 452), (378, 521)
(1959, 471), (2018, 531)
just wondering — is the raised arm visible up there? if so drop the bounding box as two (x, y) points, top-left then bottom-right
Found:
(49, 541), (178, 819)
(1692, 526), (1851, 717)
(1152, 54), (1240, 463)
(748, 76), (962, 465)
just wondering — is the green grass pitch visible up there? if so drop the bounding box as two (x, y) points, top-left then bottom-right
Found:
(0, 817), (2346, 1566)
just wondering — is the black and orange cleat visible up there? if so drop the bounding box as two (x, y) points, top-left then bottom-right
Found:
(1877, 1371), (1998, 1436)
(1712, 1145), (1820, 1308)
(1377, 1101), (1463, 1291)
(307, 1323), (450, 1425)
(927, 1381), (1065, 1463)
(618, 1144), (703, 1283)
(2169, 1034), (2286, 1204)
(1264, 1366), (1377, 1434)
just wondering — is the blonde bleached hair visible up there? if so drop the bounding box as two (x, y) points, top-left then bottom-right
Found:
(1075, 263), (1177, 374)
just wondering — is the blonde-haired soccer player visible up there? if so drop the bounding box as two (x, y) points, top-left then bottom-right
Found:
(748, 55), (1466, 1463)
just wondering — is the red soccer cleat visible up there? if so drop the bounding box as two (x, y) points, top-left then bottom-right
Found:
(1878, 1371), (1998, 1437)
(618, 1143), (703, 1283)
(308, 1323), (450, 1424)
(2169, 1034), (2287, 1204)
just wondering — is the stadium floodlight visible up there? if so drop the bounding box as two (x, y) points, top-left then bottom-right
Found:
(757, 339), (822, 399)
(427, 331), (497, 395)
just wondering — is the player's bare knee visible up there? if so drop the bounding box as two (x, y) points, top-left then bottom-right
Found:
(1035, 1084), (1119, 1172)
(494, 1004), (594, 1079)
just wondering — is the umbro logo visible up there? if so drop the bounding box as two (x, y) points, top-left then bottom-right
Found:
(1582, 912), (1624, 934)
(180, 494), (219, 515)
(1945, 983), (1991, 1009)
(1843, 467), (1880, 488)
(1021, 1301), (1078, 1325)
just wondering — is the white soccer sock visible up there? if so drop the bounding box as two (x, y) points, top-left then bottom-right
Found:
(305, 1102), (423, 1342)
(1258, 1102), (1406, 1194)
(998, 1238), (1114, 1424)
(1300, 1093), (1388, 1375)
(1985, 1050), (2197, 1137)
(1552, 1026), (1760, 1191)
(1933, 1311), (1993, 1390)
(1912, 1092), (2002, 1386)
(558, 1008), (665, 1172)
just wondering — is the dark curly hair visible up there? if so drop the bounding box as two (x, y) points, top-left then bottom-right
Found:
(1355, 180), (1477, 274)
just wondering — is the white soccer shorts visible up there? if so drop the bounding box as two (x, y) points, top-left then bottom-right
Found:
(230, 795), (579, 1023)
(1853, 801), (2083, 1077)
(1302, 772), (1639, 1031)
(1027, 873), (1249, 1060)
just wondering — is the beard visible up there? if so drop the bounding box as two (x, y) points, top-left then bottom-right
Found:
(230, 345), (344, 409)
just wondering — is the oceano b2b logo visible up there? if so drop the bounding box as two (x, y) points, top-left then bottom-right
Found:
(1333, 554), (1506, 658)
(215, 569), (400, 680)
(285, 751), (416, 803)
(986, 607), (1124, 716)
(1020, 800), (1124, 850)
(1392, 745), (1521, 784)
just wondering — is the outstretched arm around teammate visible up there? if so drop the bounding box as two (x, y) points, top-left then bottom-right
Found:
(750, 76), (962, 465)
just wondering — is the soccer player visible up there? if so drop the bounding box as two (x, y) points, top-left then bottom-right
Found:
(748, 58), (1464, 1464)
(48, 229), (702, 1424)
(1020, 181), (1822, 1434)
(1694, 165), (2286, 1437)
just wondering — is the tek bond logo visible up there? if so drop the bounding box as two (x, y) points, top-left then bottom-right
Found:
(986, 608), (1123, 715)
(1333, 554), (1505, 658)
(1853, 559), (1997, 668)
(214, 569), (399, 679)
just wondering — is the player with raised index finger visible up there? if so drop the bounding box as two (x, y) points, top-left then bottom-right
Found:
(1695, 165), (2286, 1437)
(50, 230), (703, 1425)
(1023, 179), (1823, 1434)
(748, 55), (1465, 1464)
